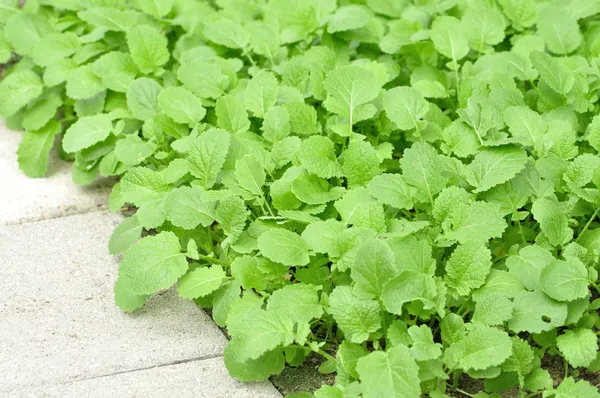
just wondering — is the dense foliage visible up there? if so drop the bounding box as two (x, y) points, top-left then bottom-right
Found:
(2, 0), (600, 396)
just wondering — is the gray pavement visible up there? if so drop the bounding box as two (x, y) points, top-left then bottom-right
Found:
(0, 126), (113, 226)
(0, 125), (281, 397)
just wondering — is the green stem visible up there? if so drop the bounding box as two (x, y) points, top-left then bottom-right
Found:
(242, 46), (256, 67)
(514, 211), (527, 244)
(197, 254), (229, 267)
(454, 388), (475, 398)
(576, 207), (599, 242)
(525, 392), (542, 398)
(316, 348), (336, 363)
(564, 358), (569, 380)
(453, 56), (460, 101)
(207, 226), (213, 254)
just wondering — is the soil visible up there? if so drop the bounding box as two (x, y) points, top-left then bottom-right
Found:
(270, 354), (336, 396)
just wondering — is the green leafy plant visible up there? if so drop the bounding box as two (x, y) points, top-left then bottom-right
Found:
(2, 0), (600, 396)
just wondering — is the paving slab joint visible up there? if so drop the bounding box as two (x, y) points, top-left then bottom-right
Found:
(63, 353), (225, 385)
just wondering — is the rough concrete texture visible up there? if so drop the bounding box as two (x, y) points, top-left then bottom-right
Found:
(7, 357), (281, 398)
(0, 124), (113, 225)
(0, 211), (231, 390)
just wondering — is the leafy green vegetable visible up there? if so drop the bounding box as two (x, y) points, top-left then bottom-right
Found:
(3, 1), (600, 396)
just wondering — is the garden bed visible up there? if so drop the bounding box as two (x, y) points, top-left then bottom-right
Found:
(1, 0), (600, 397)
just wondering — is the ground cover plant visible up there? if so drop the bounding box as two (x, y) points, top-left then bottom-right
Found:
(1, 0), (600, 396)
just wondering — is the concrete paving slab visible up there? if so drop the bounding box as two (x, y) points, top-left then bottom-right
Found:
(0, 123), (114, 225)
(5, 357), (281, 398)
(0, 211), (230, 390)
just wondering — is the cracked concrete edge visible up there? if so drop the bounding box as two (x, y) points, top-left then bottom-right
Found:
(3, 356), (282, 398)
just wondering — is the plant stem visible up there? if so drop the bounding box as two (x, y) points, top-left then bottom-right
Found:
(207, 226), (213, 254)
(316, 348), (336, 363)
(576, 207), (599, 242)
(564, 358), (569, 380)
(198, 254), (229, 267)
(454, 388), (475, 398)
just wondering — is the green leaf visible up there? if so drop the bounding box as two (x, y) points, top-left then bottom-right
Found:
(187, 128), (231, 189)
(351, 239), (397, 298)
(267, 284), (323, 323)
(17, 120), (60, 178)
(445, 201), (507, 243)
(203, 19), (249, 49)
(334, 187), (385, 232)
(93, 51), (138, 93)
(298, 136), (343, 179)
(444, 325), (512, 371)
(472, 293), (514, 326)
(262, 106), (291, 143)
(462, 3), (506, 52)
(367, 173), (413, 210)
(31, 32), (81, 67)
(117, 231), (188, 295)
(342, 140), (381, 188)
(557, 328), (598, 368)
(381, 271), (437, 315)
(66, 64), (104, 100)
(216, 94), (250, 134)
(383, 86), (429, 131)
(292, 173), (345, 205)
(554, 377), (600, 398)
(126, 78), (163, 120)
(508, 290), (568, 333)
(540, 258), (589, 302)
(257, 229), (309, 266)
(163, 186), (216, 230)
(62, 113), (113, 153)
(400, 143), (448, 204)
(137, 0), (174, 19)
(126, 24), (169, 74)
(328, 5), (370, 34)
(114, 278), (148, 312)
(224, 341), (285, 382)
(323, 65), (380, 127)
(445, 241), (492, 296)
(22, 91), (62, 131)
(231, 256), (268, 291)
(301, 219), (344, 257)
(356, 345), (421, 398)
(158, 87), (206, 126)
(178, 265), (226, 299)
(119, 167), (170, 228)
(108, 215), (143, 255)
(530, 51), (574, 95)
(328, 286), (381, 344)
(466, 146), (529, 193)
(506, 245), (554, 291)
(536, 6), (582, 55)
(430, 16), (469, 62)
(232, 309), (295, 360)
(504, 106), (545, 151)
(178, 61), (229, 99)
(245, 71), (278, 118)
(408, 325), (442, 361)
(216, 195), (249, 247)
(234, 155), (266, 196)
(5, 13), (54, 55)
(531, 197), (573, 246)
(43, 58), (78, 87)
(78, 7), (140, 31)
(0, 70), (44, 118)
